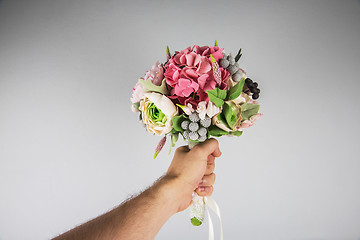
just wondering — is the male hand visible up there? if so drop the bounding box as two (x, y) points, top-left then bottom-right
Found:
(52, 139), (221, 240)
(165, 139), (221, 212)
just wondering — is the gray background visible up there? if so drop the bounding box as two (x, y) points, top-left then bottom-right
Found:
(0, 0), (359, 239)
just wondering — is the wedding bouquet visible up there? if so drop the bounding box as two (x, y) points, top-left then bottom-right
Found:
(130, 41), (262, 230)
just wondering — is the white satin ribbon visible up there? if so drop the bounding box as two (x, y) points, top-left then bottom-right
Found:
(205, 196), (223, 240)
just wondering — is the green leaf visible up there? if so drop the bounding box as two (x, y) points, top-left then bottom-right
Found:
(229, 131), (243, 136)
(139, 78), (169, 95)
(235, 48), (242, 62)
(223, 102), (238, 129)
(206, 88), (227, 107)
(132, 102), (140, 111)
(166, 46), (171, 59)
(176, 104), (187, 112)
(240, 103), (260, 121)
(227, 78), (245, 100)
(170, 132), (179, 147)
(210, 54), (216, 64)
(208, 125), (229, 137)
(191, 217), (202, 226)
(172, 115), (188, 132)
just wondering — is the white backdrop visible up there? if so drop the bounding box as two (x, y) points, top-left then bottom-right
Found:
(1, 0), (360, 239)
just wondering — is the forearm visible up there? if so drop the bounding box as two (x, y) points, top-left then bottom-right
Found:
(53, 176), (188, 240)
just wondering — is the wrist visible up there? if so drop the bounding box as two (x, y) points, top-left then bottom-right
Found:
(161, 175), (194, 213)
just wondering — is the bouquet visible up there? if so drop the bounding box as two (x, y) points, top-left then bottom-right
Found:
(130, 41), (262, 232)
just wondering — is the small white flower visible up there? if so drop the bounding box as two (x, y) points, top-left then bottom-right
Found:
(182, 103), (194, 115)
(206, 101), (221, 118)
(196, 101), (207, 120)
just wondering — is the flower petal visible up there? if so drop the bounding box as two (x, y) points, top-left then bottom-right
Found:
(197, 74), (209, 89)
(197, 57), (211, 74)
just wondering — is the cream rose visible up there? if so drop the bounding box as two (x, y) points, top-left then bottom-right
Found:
(139, 93), (178, 135)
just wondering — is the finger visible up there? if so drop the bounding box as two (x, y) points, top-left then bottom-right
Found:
(205, 162), (215, 175)
(195, 186), (214, 197)
(192, 138), (221, 158)
(207, 154), (215, 164)
(199, 173), (216, 187)
(177, 146), (190, 153)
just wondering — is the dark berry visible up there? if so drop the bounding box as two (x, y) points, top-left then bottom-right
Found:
(252, 82), (258, 88)
(252, 93), (259, 99)
(253, 88), (260, 94)
(245, 78), (252, 84)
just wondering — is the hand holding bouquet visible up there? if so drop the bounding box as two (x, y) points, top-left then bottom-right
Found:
(131, 41), (262, 231)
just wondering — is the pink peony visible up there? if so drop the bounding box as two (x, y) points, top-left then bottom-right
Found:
(164, 45), (229, 108)
(143, 61), (164, 86)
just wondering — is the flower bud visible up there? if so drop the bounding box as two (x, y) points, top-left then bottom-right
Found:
(181, 120), (190, 130)
(189, 122), (200, 132)
(189, 131), (199, 141)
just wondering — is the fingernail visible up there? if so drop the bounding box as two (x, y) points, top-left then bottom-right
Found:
(199, 179), (203, 184)
(199, 187), (206, 192)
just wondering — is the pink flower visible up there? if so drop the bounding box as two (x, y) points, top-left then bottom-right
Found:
(237, 113), (263, 130)
(239, 120), (252, 130)
(143, 61), (164, 86)
(250, 113), (263, 123)
(195, 45), (224, 61)
(174, 78), (199, 97)
(131, 82), (145, 103)
(130, 81), (145, 112)
(164, 45), (230, 108)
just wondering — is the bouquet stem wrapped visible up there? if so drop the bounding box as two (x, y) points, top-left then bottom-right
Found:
(187, 141), (205, 226)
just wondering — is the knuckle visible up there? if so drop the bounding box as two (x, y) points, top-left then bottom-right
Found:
(212, 173), (216, 181)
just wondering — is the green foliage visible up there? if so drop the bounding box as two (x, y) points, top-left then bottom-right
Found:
(172, 115), (188, 133)
(208, 125), (229, 137)
(176, 104), (187, 112)
(191, 217), (202, 226)
(235, 48), (242, 62)
(139, 78), (169, 95)
(229, 131), (243, 136)
(226, 78), (245, 100)
(240, 103), (260, 121)
(166, 46), (171, 59)
(170, 132), (179, 147)
(223, 102), (239, 129)
(210, 54), (217, 64)
(206, 88), (227, 107)
(132, 102), (140, 112)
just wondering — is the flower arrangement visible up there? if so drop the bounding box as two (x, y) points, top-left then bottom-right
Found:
(130, 41), (262, 230)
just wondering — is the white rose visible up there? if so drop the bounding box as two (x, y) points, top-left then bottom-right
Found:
(139, 93), (178, 135)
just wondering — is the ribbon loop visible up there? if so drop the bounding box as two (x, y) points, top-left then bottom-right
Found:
(205, 197), (223, 240)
